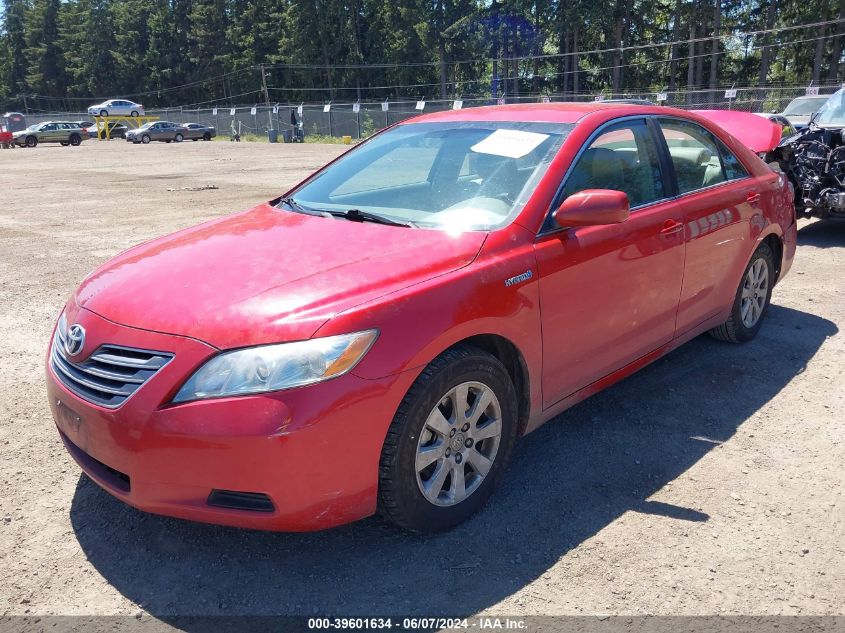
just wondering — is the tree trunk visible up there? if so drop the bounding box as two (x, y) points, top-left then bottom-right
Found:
(611, 19), (623, 96)
(709, 0), (720, 91)
(562, 29), (570, 96)
(435, 0), (447, 98)
(827, 0), (845, 81)
(491, 0), (499, 97)
(687, 21), (696, 104)
(668, 0), (682, 91)
(532, 0), (542, 93)
(512, 21), (519, 97)
(812, 3), (828, 83)
(573, 25), (579, 96)
(756, 0), (777, 98)
(695, 4), (706, 92)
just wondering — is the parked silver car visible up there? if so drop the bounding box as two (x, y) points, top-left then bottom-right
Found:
(87, 99), (145, 117)
(181, 123), (216, 141)
(778, 95), (828, 128)
(126, 121), (185, 144)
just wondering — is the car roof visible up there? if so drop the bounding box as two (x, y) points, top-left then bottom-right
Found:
(405, 102), (681, 125)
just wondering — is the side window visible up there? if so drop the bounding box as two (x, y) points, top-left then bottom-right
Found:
(561, 119), (665, 208)
(658, 119), (728, 194)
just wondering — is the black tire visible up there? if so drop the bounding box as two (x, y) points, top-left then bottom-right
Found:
(141, 134), (151, 144)
(192, 138), (198, 141)
(60, 141), (69, 146)
(130, 110), (139, 117)
(175, 133), (184, 142)
(710, 242), (775, 343)
(69, 134), (81, 146)
(25, 136), (37, 148)
(99, 109), (108, 117)
(203, 132), (211, 141)
(378, 345), (518, 533)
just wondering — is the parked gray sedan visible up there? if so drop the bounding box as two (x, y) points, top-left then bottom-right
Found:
(126, 121), (185, 144)
(181, 123), (216, 141)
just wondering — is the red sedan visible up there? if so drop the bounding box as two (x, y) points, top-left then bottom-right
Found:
(47, 103), (796, 532)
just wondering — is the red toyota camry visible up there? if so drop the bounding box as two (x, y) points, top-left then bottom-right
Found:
(47, 103), (796, 532)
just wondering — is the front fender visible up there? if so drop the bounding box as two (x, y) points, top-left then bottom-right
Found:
(314, 227), (544, 420)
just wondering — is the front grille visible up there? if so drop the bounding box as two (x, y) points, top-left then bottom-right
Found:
(51, 320), (173, 408)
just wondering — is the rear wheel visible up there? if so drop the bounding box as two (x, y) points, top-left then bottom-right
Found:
(25, 136), (37, 147)
(60, 141), (69, 146)
(710, 242), (775, 343)
(69, 134), (81, 146)
(378, 345), (518, 533)
(130, 110), (139, 117)
(203, 132), (211, 141)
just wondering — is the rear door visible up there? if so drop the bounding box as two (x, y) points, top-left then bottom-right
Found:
(534, 117), (686, 407)
(655, 117), (760, 335)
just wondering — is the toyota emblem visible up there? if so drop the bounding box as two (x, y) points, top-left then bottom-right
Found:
(65, 324), (86, 357)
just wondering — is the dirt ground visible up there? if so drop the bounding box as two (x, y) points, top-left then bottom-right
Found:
(0, 141), (843, 622)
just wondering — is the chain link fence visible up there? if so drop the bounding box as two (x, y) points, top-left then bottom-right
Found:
(18, 83), (843, 141)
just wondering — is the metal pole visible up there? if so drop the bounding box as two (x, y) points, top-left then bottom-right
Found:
(260, 64), (273, 131)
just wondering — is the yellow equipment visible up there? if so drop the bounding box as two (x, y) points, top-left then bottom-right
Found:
(93, 115), (159, 140)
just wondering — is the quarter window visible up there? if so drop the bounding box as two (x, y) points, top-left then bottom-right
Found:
(716, 138), (749, 180)
(561, 119), (665, 208)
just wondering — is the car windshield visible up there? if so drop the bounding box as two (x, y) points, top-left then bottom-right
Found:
(289, 121), (571, 231)
(784, 97), (827, 116)
(136, 122), (154, 130)
(813, 89), (845, 126)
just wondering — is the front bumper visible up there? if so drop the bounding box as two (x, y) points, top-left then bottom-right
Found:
(47, 306), (413, 531)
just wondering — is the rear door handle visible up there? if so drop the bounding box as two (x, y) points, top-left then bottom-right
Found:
(747, 191), (761, 204)
(660, 219), (685, 235)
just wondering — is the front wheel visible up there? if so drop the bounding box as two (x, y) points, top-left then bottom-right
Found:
(141, 134), (151, 144)
(378, 345), (518, 533)
(710, 242), (775, 343)
(99, 110), (108, 117)
(60, 141), (69, 146)
(25, 136), (37, 147)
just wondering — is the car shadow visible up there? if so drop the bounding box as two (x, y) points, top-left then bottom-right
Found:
(797, 218), (845, 247)
(69, 305), (836, 621)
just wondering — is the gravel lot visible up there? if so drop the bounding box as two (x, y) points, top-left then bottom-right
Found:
(0, 141), (843, 622)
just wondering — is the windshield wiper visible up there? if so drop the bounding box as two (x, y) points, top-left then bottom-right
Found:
(279, 196), (330, 217)
(279, 198), (414, 227)
(325, 208), (415, 228)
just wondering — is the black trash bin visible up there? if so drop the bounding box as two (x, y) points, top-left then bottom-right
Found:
(268, 129), (278, 143)
(281, 130), (292, 143)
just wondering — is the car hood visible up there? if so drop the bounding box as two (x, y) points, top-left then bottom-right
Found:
(75, 202), (486, 349)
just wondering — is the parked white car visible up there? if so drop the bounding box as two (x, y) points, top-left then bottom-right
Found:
(87, 99), (145, 117)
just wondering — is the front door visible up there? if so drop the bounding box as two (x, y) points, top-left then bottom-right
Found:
(535, 118), (686, 408)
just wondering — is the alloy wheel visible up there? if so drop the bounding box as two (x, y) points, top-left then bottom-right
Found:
(415, 381), (502, 507)
(740, 257), (769, 328)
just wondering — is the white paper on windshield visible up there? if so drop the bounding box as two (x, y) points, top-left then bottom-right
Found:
(470, 129), (549, 159)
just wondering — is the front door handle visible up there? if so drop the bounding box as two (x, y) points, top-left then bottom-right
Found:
(660, 219), (685, 235)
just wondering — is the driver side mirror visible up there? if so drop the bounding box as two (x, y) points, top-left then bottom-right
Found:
(552, 189), (630, 228)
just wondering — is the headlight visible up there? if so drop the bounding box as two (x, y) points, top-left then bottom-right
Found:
(172, 330), (378, 403)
